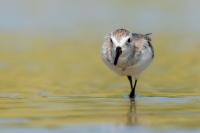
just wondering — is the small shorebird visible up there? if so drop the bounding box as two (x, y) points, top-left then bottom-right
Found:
(101, 28), (154, 98)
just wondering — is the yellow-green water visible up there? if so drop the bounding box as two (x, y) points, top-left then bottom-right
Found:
(0, 35), (199, 132)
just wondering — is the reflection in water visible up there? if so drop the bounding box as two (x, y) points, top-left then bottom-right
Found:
(127, 99), (138, 126)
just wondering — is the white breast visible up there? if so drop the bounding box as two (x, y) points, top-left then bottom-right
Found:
(124, 47), (153, 79)
(101, 42), (153, 79)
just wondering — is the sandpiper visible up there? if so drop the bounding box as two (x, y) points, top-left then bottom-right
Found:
(101, 28), (154, 98)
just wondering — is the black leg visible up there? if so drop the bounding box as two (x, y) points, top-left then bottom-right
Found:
(127, 76), (137, 98)
(127, 76), (133, 89)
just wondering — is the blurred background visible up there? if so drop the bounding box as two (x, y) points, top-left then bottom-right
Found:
(0, 0), (200, 132)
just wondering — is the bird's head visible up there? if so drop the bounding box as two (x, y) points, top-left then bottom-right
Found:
(105, 28), (152, 66)
(109, 29), (133, 66)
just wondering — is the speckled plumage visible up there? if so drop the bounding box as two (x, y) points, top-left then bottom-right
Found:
(101, 28), (154, 98)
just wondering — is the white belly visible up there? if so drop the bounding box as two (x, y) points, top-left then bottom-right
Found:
(101, 46), (153, 80)
(123, 54), (152, 79)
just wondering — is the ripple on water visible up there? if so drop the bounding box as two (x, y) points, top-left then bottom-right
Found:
(0, 94), (200, 130)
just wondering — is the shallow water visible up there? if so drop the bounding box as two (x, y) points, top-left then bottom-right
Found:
(0, 1), (200, 132)
(0, 40), (199, 133)
(0, 95), (200, 132)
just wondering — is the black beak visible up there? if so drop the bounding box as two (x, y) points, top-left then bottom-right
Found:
(114, 46), (122, 66)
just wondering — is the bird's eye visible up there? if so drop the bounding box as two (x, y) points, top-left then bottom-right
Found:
(127, 38), (131, 43)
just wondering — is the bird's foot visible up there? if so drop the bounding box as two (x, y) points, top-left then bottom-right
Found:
(129, 92), (135, 99)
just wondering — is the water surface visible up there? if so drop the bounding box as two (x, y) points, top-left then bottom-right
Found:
(0, 0), (200, 132)
(0, 41), (199, 133)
